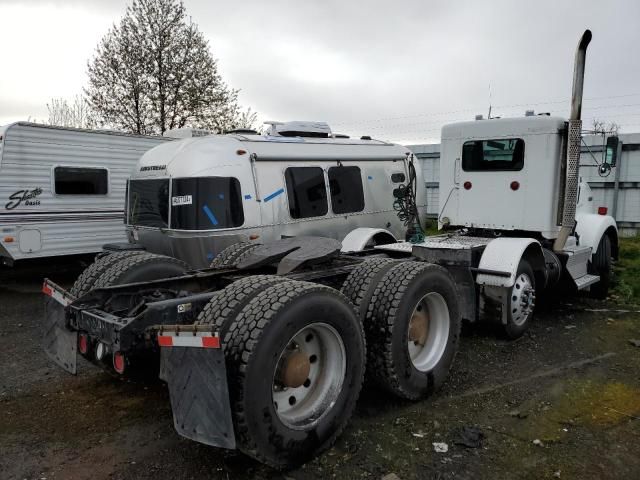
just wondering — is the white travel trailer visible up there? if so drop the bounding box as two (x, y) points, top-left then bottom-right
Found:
(125, 121), (425, 268)
(0, 122), (168, 265)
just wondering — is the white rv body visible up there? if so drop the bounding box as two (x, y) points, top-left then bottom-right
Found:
(0, 122), (168, 265)
(126, 129), (425, 267)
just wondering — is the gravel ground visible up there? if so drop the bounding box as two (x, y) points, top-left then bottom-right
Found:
(1, 257), (639, 480)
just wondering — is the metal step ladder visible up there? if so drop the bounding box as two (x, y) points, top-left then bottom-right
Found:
(563, 245), (600, 290)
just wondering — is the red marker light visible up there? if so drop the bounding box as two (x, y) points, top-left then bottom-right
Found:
(463, 181), (472, 190)
(510, 181), (520, 191)
(113, 352), (126, 374)
(78, 334), (90, 355)
(598, 206), (608, 215)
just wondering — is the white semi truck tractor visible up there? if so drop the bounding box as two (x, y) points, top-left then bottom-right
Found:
(42, 30), (616, 468)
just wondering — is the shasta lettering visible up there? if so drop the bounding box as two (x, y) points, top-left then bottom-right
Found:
(5, 188), (43, 210)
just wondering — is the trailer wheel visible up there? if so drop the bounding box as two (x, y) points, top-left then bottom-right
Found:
(209, 242), (260, 268)
(222, 281), (365, 468)
(70, 250), (146, 297)
(503, 259), (536, 339)
(588, 234), (612, 299)
(340, 257), (400, 320)
(93, 253), (189, 289)
(366, 262), (461, 400)
(196, 275), (289, 336)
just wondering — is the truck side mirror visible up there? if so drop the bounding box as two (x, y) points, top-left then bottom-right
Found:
(605, 136), (619, 167)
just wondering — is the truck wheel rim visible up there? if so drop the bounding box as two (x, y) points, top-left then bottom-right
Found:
(272, 323), (346, 430)
(511, 273), (535, 326)
(407, 292), (450, 372)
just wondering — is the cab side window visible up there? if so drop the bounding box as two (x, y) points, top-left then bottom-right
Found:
(328, 166), (364, 214)
(285, 167), (328, 218)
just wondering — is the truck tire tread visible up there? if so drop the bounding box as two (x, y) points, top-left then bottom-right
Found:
(93, 253), (189, 288)
(341, 257), (401, 319)
(196, 275), (289, 335)
(70, 250), (146, 297)
(210, 242), (260, 268)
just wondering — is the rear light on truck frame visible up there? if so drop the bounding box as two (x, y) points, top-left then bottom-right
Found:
(78, 334), (90, 355)
(94, 342), (108, 362)
(113, 352), (126, 374)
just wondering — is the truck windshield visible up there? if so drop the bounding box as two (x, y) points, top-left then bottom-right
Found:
(128, 179), (169, 228)
(171, 177), (244, 230)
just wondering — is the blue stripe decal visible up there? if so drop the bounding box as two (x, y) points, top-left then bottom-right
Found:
(202, 205), (218, 226)
(218, 193), (225, 200)
(264, 188), (285, 202)
(244, 194), (252, 200)
(368, 175), (373, 180)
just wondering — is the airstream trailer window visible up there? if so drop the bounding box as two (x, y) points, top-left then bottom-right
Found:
(54, 167), (108, 195)
(128, 179), (169, 228)
(284, 167), (328, 219)
(328, 166), (364, 214)
(391, 172), (406, 183)
(171, 177), (244, 230)
(462, 138), (525, 171)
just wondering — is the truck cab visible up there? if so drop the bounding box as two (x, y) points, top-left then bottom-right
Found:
(439, 115), (566, 237)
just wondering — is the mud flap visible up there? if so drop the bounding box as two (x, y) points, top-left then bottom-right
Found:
(159, 340), (236, 449)
(43, 296), (77, 374)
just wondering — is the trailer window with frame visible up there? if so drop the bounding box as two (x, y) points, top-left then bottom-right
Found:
(54, 167), (108, 195)
(328, 166), (364, 214)
(170, 177), (244, 230)
(128, 179), (169, 228)
(284, 167), (328, 219)
(462, 138), (525, 171)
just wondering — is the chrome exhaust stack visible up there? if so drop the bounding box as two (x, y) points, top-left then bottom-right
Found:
(554, 29), (592, 252)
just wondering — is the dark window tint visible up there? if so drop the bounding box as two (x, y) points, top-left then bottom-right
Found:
(54, 167), (108, 194)
(285, 167), (328, 219)
(391, 172), (406, 183)
(171, 177), (244, 230)
(462, 138), (525, 171)
(328, 166), (364, 214)
(128, 179), (169, 228)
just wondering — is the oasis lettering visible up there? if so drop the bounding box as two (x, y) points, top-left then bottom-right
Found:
(5, 188), (43, 210)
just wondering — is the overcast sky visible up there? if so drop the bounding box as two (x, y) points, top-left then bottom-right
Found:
(1, 0), (639, 144)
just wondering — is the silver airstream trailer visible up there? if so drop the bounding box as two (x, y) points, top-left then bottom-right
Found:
(125, 121), (426, 267)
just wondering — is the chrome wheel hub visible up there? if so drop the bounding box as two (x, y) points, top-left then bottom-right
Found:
(511, 273), (535, 326)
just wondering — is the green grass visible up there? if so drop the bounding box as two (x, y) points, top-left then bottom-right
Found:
(612, 235), (640, 304)
(422, 218), (440, 236)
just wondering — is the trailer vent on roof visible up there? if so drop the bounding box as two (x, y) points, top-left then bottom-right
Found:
(264, 121), (332, 138)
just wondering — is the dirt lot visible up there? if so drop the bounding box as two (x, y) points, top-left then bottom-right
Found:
(1, 257), (640, 480)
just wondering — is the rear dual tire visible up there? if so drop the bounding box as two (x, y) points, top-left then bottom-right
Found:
(361, 261), (461, 400)
(217, 280), (365, 469)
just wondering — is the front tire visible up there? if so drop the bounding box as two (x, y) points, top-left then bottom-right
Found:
(588, 234), (612, 299)
(222, 281), (365, 469)
(503, 259), (536, 339)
